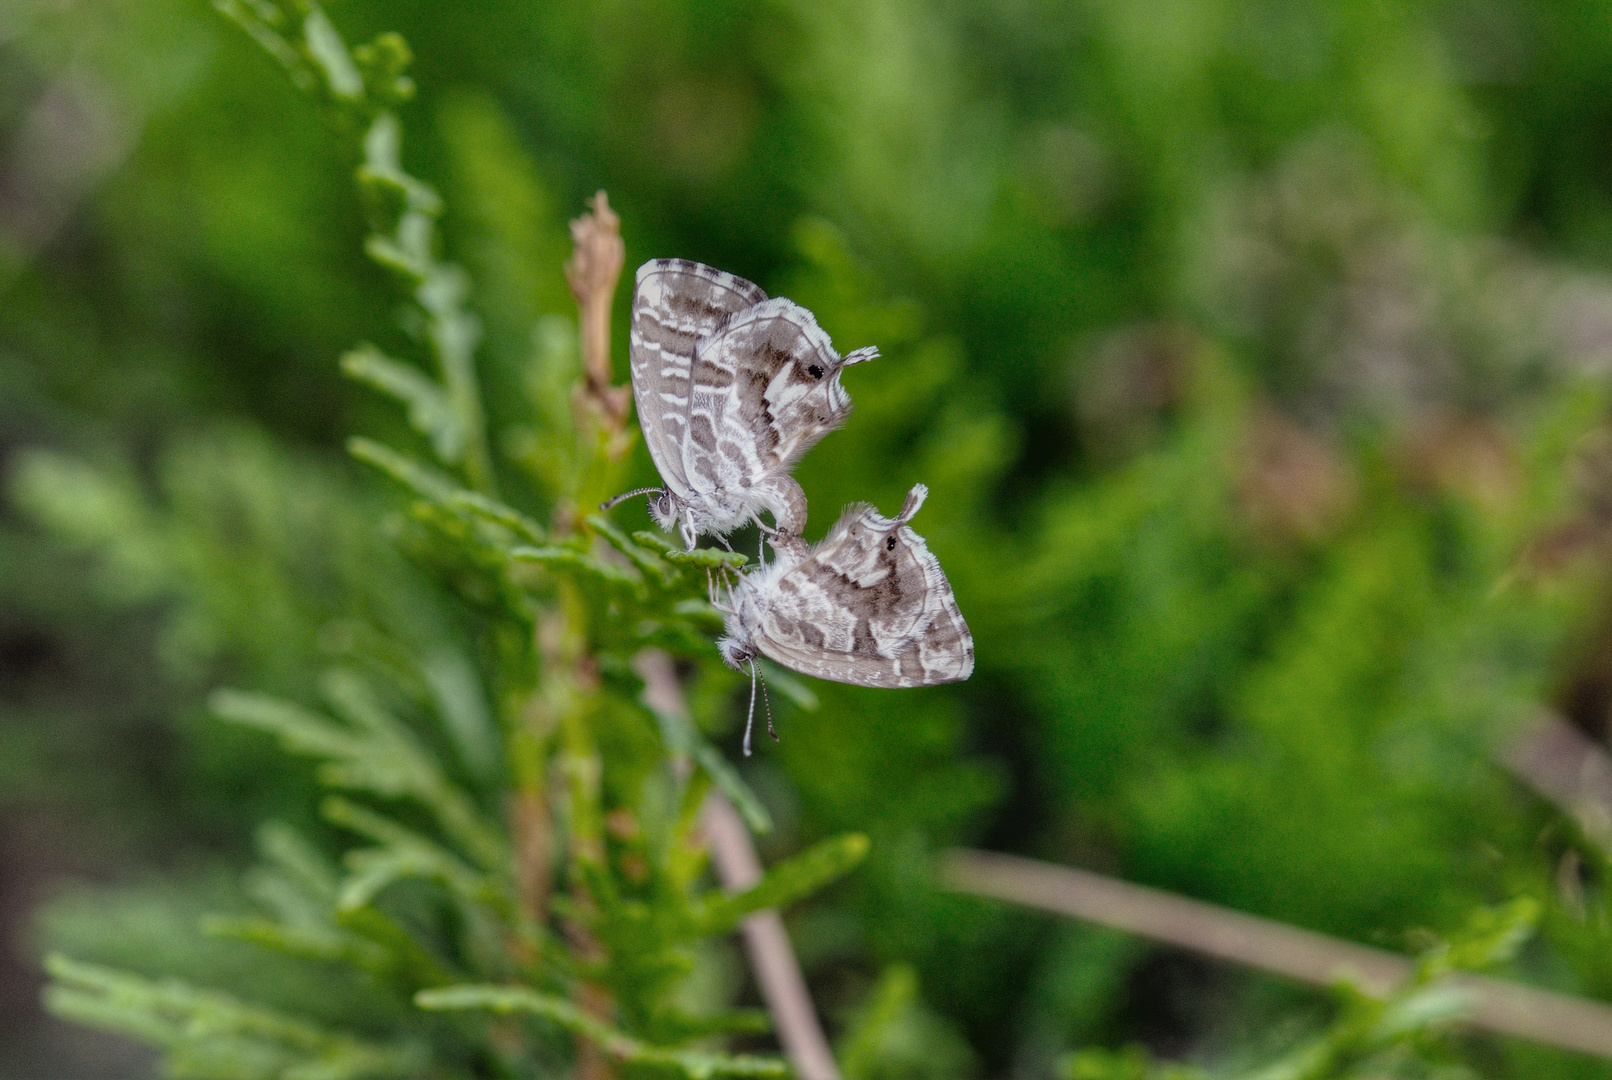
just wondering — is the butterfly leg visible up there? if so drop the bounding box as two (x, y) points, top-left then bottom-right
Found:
(712, 564), (741, 609)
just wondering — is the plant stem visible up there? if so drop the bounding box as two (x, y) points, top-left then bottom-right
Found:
(636, 648), (841, 1080)
(705, 795), (843, 1080)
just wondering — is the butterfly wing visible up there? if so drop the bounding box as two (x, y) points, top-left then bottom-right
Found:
(683, 298), (871, 509)
(752, 486), (974, 687)
(630, 259), (767, 496)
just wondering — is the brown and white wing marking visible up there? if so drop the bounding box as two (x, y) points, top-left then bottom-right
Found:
(684, 297), (878, 533)
(630, 259), (767, 496)
(752, 484), (974, 687)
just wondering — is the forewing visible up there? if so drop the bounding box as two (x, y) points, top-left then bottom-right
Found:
(753, 503), (973, 687)
(682, 298), (853, 497)
(630, 259), (766, 493)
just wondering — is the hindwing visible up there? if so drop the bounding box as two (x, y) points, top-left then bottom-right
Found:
(630, 259), (767, 495)
(683, 298), (867, 502)
(750, 485), (974, 687)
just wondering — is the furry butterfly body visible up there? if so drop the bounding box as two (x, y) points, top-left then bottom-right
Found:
(718, 484), (973, 689)
(626, 259), (877, 548)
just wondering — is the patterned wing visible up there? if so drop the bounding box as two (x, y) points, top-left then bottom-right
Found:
(683, 298), (875, 503)
(630, 259), (767, 495)
(752, 485), (974, 687)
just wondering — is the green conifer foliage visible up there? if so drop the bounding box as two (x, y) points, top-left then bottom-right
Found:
(14, 1), (1612, 1077)
(35, 4), (870, 1075)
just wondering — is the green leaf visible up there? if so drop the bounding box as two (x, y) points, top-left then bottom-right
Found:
(1429, 897), (1539, 975)
(43, 955), (422, 1078)
(210, 679), (505, 872)
(631, 530), (682, 555)
(587, 514), (676, 586)
(659, 545), (751, 571)
(415, 984), (788, 1078)
(212, 0), (312, 88)
(347, 437), (461, 505)
(341, 345), (464, 465)
(447, 491), (547, 545)
(631, 529), (751, 570)
(654, 1007), (772, 1040)
(200, 915), (390, 974)
(352, 32), (415, 108)
(321, 796), (505, 916)
(510, 545), (642, 590)
(634, 669), (773, 835)
(672, 598), (727, 633)
(332, 905), (459, 990)
(358, 112), (442, 218)
(421, 647), (502, 781)
(1060, 1047), (1206, 1080)
(695, 833), (869, 935)
(300, 5), (364, 101)
(211, 688), (368, 762)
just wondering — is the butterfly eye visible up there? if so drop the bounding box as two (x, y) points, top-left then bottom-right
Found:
(886, 535), (897, 551)
(807, 364), (824, 380)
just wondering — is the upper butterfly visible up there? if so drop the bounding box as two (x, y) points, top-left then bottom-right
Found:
(618, 259), (878, 549)
(717, 483), (973, 694)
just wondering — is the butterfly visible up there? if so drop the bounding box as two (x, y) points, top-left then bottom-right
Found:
(608, 259), (878, 549)
(716, 483), (974, 753)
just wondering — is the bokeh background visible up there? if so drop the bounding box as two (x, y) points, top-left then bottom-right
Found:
(9, 0), (1612, 1075)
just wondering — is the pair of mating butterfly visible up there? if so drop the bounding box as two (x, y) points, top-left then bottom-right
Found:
(605, 260), (974, 754)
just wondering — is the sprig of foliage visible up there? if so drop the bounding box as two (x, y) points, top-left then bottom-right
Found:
(40, 4), (868, 1077)
(414, 985), (787, 1079)
(45, 955), (426, 1080)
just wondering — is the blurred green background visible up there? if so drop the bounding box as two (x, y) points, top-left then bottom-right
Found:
(9, 0), (1612, 1075)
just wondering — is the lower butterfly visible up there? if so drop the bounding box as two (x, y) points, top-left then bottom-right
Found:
(715, 484), (973, 754)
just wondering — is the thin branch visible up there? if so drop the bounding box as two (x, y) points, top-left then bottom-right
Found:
(940, 848), (1612, 1060)
(704, 797), (842, 1080)
(1498, 709), (1612, 858)
(634, 649), (841, 1080)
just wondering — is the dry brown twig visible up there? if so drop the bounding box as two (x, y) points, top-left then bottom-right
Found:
(1499, 709), (1612, 858)
(941, 848), (1612, 1059)
(633, 649), (842, 1080)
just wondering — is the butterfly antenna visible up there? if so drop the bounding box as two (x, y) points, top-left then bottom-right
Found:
(600, 487), (663, 512)
(743, 660), (759, 758)
(758, 665), (778, 742)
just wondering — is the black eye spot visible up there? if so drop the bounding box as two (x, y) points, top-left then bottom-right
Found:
(808, 365), (824, 380)
(886, 535), (897, 551)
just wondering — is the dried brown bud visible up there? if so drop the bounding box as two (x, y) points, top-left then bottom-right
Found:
(566, 191), (631, 434)
(1238, 405), (1356, 543)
